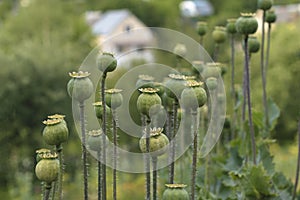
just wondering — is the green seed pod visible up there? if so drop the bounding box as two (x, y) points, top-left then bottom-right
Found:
(105, 88), (123, 109)
(139, 128), (169, 157)
(136, 74), (155, 90)
(205, 77), (218, 90)
(153, 82), (165, 97)
(265, 10), (276, 23)
(35, 153), (59, 184)
(67, 71), (94, 102)
(97, 52), (117, 73)
(165, 74), (186, 99)
(212, 26), (227, 44)
(181, 80), (207, 110)
(173, 43), (187, 58)
(192, 60), (205, 74)
(42, 118), (69, 146)
(226, 18), (237, 34)
(196, 21), (207, 36)
(236, 13), (258, 35)
(258, 0), (273, 11)
(202, 63), (221, 79)
(35, 148), (52, 163)
(248, 36), (260, 53)
(137, 88), (162, 117)
(162, 184), (189, 200)
(93, 101), (111, 120)
(87, 129), (108, 152)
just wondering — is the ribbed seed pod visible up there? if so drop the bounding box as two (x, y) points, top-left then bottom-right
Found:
(67, 71), (93, 102)
(87, 129), (108, 152)
(42, 118), (69, 146)
(202, 62), (221, 79)
(139, 127), (169, 157)
(165, 74), (186, 99)
(236, 13), (258, 35)
(181, 80), (207, 110)
(93, 101), (111, 120)
(137, 88), (162, 118)
(226, 18), (237, 34)
(205, 77), (218, 90)
(265, 10), (276, 23)
(248, 36), (260, 53)
(35, 152), (59, 184)
(105, 88), (123, 109)
(258, 0), (273, 11)
(97, 52), (117, 73)
(162, 184), (189, 200)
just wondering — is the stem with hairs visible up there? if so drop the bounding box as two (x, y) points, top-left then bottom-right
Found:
(230, 34), (236, 138)
(152, 156), (158, 200)
(44, 183), (52, 200)
(112, 108), (118, 200)
(191, 110), (199, 200)
(101, 72), (107, 200)
(292, 120), (300, 200)
(97, 151), (102, 200)
(261, 10), (269, 130)
(56, 144), (64, 200)
(169, 99), (178, 184)
(79, 101), (89, 200)
(244, 36), (257, 165)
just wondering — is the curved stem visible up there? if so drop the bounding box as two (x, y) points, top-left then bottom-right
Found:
(244, 36), (257, 165)
(152, 156), (158, 200)
(112, 108), (118, 200)
(97, 151), (102, 200)
(191, 110), (198, 200)
(292, 120), (300, 200)
(261, 10), (269, 130)
(79, 102), (89, 200)
(56, 144), (64, 200)
(101, 72), (107, 200)
(169, 99), (178, 184)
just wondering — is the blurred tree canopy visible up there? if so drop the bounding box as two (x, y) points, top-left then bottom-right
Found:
(0, 0), (93, 189)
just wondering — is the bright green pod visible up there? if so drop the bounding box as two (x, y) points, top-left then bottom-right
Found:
(42, 118), (69, 146)
(258, 0), (273, 11)
(162, 184), (190, 200)
(236, 13), (258, 35)
(35, 153), (59, 184)
(165, 74), (186, 99)
(137, 88), (162, 118)
(212, 26), (227, 44)
(139, 127), (169, 157)
(181, 80), (207, 110)
(226, 18), (237, 34)
(93, 101), (111, 120)
(265, 10), (276, 23)
(248, 36), (260, 53)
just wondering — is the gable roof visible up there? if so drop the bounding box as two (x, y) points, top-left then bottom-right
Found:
(92, 9), (131, 35)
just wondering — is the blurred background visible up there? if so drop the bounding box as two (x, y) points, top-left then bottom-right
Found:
(0, 0), (299, 199)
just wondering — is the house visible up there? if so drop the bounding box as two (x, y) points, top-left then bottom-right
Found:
(86, 9), (154, 65)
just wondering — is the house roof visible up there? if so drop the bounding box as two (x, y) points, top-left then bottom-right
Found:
(92, 9), (131, 35)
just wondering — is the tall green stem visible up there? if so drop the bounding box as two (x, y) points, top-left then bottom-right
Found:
(292, 120), (300, 200)
(261, 10), (269, 130)
(230, 34), (236, 138)
(79, 102), (89, 200)
(191, 110), (198, 200)
(152, 156), (158, 200)
(169, 99), (178, 184)
(142, 116), (151, 200)
(56, 144), (64, 200)
(101, 72), (107, 200)
(244, 36), (257, 165)
(213, 44), (219, 62)
(112, 109), (118, 200)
